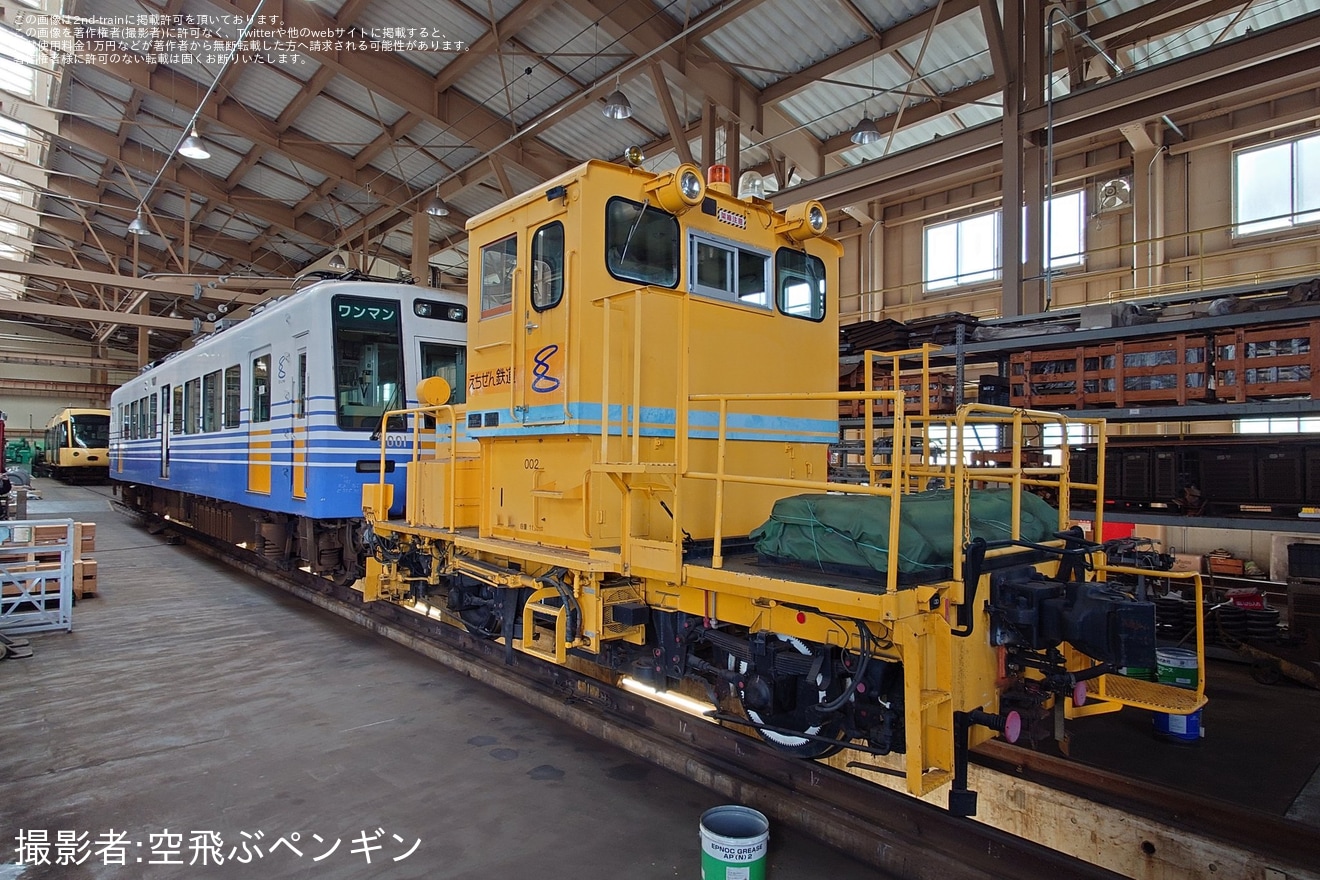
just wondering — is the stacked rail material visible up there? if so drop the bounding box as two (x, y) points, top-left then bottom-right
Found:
(1214, 322), (1319, 402)
(4, 522), (97, 599)
(838, 319), (908, 354)
(905, 312), (979, 346)
(838, 362), (957, 417)
(1009, 335), (1212, 408)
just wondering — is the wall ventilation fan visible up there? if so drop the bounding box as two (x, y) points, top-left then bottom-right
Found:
(1096, 177), (1132, 212)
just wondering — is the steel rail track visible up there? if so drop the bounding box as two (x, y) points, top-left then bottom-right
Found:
(110, 498), (1314, 879)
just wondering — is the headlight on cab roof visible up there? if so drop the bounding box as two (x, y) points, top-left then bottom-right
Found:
(644, 163), (705, 214)
(778, 200), (828, 241)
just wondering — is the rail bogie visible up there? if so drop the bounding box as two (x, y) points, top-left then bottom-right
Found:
(355, 159), (1208, 814)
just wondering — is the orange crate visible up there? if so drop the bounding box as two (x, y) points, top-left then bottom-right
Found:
(1214, 323), (1320, 402)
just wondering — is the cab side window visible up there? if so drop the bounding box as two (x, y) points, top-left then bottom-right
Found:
(481, 236), (517, 316)
(531, 222), (564, 311)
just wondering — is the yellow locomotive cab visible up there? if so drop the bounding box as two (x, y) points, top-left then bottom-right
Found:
(361, 158), (1205, 815)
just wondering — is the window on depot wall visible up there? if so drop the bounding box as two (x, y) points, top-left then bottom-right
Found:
(1039, 189), (1086, 270)
(1234, 132), (1320, 236)
(924, 210), (1000, 292)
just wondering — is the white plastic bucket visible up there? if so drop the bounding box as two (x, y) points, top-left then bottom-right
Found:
(700, 805), (768, 880)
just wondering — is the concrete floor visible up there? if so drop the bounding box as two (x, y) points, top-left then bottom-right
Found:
(0, 483), (885, 880)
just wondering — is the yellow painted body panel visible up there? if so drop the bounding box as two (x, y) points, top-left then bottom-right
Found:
(247, 428), (272, 495)
(292, 434), (306, 500)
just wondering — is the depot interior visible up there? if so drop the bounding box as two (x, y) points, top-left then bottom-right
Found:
(2, 0), (1319, 846)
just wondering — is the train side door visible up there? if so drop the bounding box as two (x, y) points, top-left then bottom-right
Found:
(159, 384), (170, 479)
(291, 345), (307, 500)
(518, 220), (568, 425)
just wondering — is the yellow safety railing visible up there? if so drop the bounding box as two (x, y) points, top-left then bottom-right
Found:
(366, 404), (462, 530)
(684, 389), (910, 591)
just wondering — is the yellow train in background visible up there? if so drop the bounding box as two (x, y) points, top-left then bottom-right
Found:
(361, 157), (1206, 815)
(35, 407), (111, 483)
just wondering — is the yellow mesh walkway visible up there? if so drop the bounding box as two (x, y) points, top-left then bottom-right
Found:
(1087, 675), (1206, 714)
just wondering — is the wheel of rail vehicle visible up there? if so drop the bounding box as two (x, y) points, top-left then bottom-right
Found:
(726, 634), (851, 759)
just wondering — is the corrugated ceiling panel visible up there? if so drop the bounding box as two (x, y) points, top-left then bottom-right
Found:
(651, 0), (719, 24)
(186, 140), (244, 181)
(459, 53), (580, 128)
(699, 0), (864, 90)
(367, 143), (449, 190)
(236, 164), (313, 204)
(849, 0), (942, 31)
(777, 53), (912, 140)
(516, 4), (619, 87)
(201, 130), (257, 161)
(228, 63), (305, 122)
(137, 95), (195, 131)
(354, 0), (488, 76)
(67, 67), (136, 104)
(294, 95), (387, 157)
(255, 152), (328, 190)
(445, 184), (507, 219)
(1129, 2), (1320, 70)
(322, 75), (408, 127)
(205, 207), (265, 240)
(606, 70), (700, 147)
(452, 0), (523, 22)
(896, 13), (992, 95)
(68, 84), (122, 133)
(537, 104), (654, 164)
(407, 120), (471, 152)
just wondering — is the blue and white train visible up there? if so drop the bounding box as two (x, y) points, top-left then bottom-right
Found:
(110, 277), (468, 581)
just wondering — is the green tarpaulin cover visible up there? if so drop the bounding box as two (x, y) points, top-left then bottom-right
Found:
(750, 488), (1061, 575)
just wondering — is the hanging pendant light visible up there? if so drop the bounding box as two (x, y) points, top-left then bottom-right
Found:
(422, 185), (450, 217)
(178, 127), (211, 160)
(603, 77), (633, 120)
(851, 57), (881, 146)
(127, 209), (151, 235)
(850, 118), (881, 145)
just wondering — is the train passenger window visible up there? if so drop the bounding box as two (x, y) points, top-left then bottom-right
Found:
(184, 378), (201, 434)
(129, 400), (139, 440)
(531, 222), (564, 311)
(688, 233), (770, 308)
(148, 394), (158, 439)
(118, 404), (127, 444)
(137, 397), (149, 440)
(421, 342), (467, 406)
(480, 236), (517, 316)
(223, 365), (241, 428)
(172, 386), (184, 434)
(202, 370), (221, 433)
(251, 355), (271, 424)
(605, 197), (679, 287)
(776, 248), (827, 321)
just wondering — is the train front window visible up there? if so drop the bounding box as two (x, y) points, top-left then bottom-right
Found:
(421, 341), (467, 405)
(605, 197), (678, 287)
(689, 233), (770, 308)
(332, 294), (404, 431)
(776, 248), (827, 321)
(70, 413), (109, 448)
